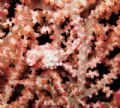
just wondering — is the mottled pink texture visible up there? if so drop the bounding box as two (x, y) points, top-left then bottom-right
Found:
(0, 0), (120, 108)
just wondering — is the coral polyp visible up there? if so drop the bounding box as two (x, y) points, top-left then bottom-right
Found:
(0, 0), (120, 108)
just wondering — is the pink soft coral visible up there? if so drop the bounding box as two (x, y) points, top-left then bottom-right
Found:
(0, 0), (120, 108)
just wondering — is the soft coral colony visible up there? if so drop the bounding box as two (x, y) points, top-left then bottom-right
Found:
(0, 0), (120, 108)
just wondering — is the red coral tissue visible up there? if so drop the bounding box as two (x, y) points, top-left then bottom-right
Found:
(0, 0), (120, 108)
